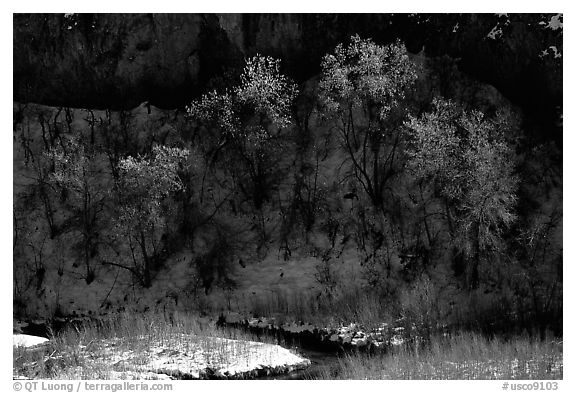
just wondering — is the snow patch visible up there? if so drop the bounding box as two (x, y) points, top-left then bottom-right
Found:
(487, 25), (503, 40)
(283, 322), (315, 333)
(390, 335), (405, 346)
(13, 334), (49, 348)
(540, 14), (563, 30)
(540, 46), (562, 59)
(89, 334), (309, 379)
(247, 318), (259, 327)
(351, 337), (368, 346)
(109, 371), (174, 380)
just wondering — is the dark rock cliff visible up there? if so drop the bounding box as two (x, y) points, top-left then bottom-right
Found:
(14, 13), (562, 137)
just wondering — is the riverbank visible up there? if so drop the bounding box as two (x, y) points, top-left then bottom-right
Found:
(13, 313), (310, 380)
(13, 311), (563, 380)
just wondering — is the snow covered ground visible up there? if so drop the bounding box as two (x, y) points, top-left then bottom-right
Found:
(14, 332), (310, 380)
(13, 334), (49, 348)
(103, 334), (310, 379)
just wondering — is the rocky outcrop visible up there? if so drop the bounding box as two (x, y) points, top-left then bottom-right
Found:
(14, 14), (240, 109)
(14, 13), (562, 136)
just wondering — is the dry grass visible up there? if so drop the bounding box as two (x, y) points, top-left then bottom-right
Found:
(13, 311), (298, 379)
(246, 286), (394, 330)
(313, 331), (563, 379)
(13, 306), (562, 380)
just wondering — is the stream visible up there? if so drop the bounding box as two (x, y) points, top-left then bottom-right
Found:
(258, 348), (342, 380)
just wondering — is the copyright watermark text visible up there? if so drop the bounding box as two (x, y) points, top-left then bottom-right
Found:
(502, 382), (559, 391)
(13, 381), (173, 392)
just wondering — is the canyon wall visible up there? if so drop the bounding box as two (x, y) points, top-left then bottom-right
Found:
(14, 13), (562, 139)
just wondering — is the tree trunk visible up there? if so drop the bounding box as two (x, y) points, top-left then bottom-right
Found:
(468, 221), (481, 290)
(140, 231), (152, 288)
